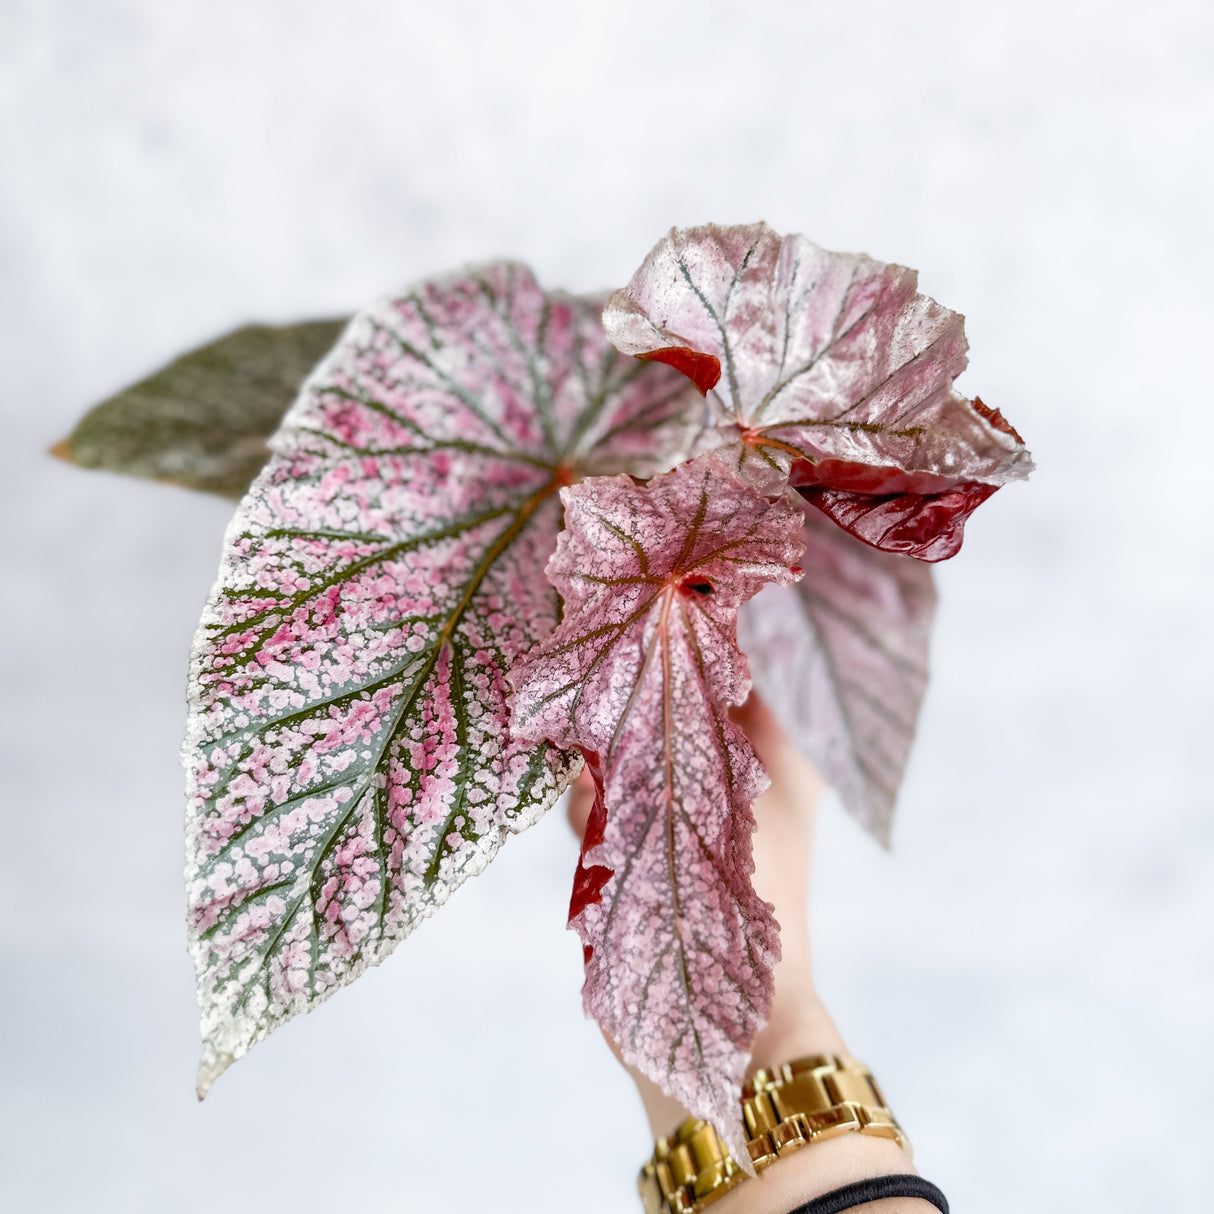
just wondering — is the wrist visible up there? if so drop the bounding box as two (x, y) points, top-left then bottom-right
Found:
(640, 1053), (924, 1214)
(632, 991), (846, 1140)
(706, 1135), (931, 1214)
(749, 990), (847, 1073)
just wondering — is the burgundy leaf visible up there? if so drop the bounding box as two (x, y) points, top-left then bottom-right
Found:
(184, 263), (701, 1094)
(604, 223), (1031, 553)
(510, 457), (805, 1166)
(971, 395), (1025, 444)
(797, 479), (997, 562)
(739, 504), (936, 841)
(568, 748), (613, 928)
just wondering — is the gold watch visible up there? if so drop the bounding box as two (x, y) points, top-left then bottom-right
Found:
(638, 1054), (910, 1214)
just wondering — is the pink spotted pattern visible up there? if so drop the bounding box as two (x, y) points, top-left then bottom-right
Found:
(604, 223), (1032, 557)
(184, 262), (700, 1095)
(510, 457), (805, 1167)
(740, 503), (937, 842)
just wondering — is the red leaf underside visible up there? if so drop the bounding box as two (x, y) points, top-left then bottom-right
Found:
(568, 748), (613, 926)
(636, 346), (722, 395)
(972, 395), (1025, 444)
(798, 481), (999, 562)
(787, 451), (1003, 561)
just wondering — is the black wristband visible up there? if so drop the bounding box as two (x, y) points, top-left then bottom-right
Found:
(784, 1173), (949, 1214)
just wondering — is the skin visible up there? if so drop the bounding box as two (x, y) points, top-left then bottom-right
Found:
(568, 695), (939, 1214)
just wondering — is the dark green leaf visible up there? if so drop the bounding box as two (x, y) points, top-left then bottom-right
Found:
(53, 318), (349, 497)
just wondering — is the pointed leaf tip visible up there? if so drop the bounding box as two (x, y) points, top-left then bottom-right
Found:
(972, 395), (1025, 445)
(195, 1043), (234, 1101)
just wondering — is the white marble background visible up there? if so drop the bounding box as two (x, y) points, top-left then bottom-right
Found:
(2, 2), (1211, 1210)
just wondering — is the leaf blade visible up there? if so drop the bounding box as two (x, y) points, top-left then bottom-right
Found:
(510, 457), (804, 1164)
(185, 263), (700, 1091)
(739, 504), (936, 841)
(605, 223), (1033, 555)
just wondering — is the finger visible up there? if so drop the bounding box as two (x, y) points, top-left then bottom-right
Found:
(733, 693), (823, 823)
(566, 765), (596, 838)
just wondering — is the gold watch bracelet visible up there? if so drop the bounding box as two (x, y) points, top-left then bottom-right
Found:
(638, 1054), (910, 1214)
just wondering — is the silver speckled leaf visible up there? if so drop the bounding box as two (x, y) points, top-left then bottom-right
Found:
(740, 503), (936, 842)
(510, 457), (804, 1166)
(184, 262), (700, 1094)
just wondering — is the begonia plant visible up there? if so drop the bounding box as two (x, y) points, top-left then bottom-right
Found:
(56, 222), (1031, 1165)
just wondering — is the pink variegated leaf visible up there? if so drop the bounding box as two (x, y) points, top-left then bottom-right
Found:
(740, 503), (936, 842)
(184, 263), (701, 1095)
(510, 457), (805, 1166)
(605, 223), (1032, 555)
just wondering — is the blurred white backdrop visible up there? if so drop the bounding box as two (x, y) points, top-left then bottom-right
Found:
(2, 1), (1212, 1210)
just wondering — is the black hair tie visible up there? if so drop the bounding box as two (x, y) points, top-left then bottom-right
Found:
(785, 1173), (949, 1214)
